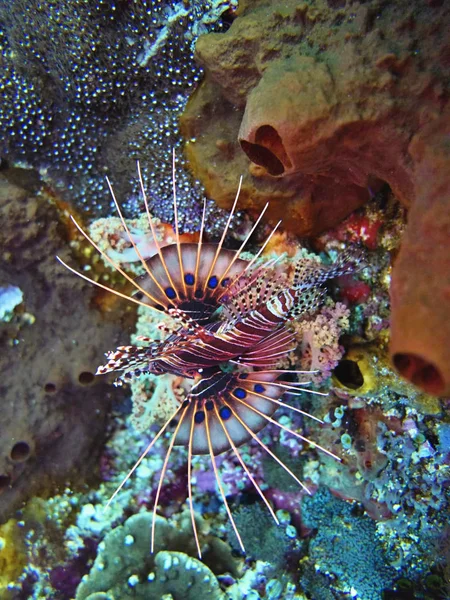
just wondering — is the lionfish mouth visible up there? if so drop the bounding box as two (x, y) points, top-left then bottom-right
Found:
(57, 151), (359, 558)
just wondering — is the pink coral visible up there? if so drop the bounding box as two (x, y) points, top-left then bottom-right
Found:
(296, 302), (350, 383)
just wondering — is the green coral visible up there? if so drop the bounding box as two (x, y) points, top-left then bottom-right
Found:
(227, 503), (294, 568)
(75, 512), (225, 600)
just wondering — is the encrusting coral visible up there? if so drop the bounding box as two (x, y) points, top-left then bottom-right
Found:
(75, 512), (226, 600)
(0, 519), (27, 598)
(182, 0), (450, 396)
(301, 488), (396, 600)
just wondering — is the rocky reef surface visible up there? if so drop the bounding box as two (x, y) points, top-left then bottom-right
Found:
(0, 167), (134, 524)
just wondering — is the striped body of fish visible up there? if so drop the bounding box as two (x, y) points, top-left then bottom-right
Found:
(57, 157), (360, 557)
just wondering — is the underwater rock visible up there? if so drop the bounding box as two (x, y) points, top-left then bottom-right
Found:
(0, 172), (128, 520)
(182, 0), (450, 395)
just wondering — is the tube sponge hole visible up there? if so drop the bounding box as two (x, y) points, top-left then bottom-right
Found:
(44, 382), (57, 394)
(392, 353), (444, 396)
(333, 359), (364, 390)
(78, 371), (95, 386)
(9, 442), (31, 463)
(240, 125), (292, 176)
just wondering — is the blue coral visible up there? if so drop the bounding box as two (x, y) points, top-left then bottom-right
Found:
(301, 488), (396, 600)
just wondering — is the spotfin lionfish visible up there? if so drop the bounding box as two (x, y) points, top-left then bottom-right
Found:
(57, 155), (360, 558)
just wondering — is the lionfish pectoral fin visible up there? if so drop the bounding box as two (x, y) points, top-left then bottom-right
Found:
(174, 371), (283, 455)
(204, 408), (246, 553)
(151, 402), (191, 554)
(132, 243), (249, 314)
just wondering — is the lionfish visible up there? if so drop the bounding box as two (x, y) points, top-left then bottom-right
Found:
(57, 156), (359, 558)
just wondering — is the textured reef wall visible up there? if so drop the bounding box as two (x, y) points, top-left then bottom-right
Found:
(180, 0), (450, 395)
(0, 168), (131, 520)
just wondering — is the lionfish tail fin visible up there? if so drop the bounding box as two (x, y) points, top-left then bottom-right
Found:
(96, 344), (153, 383)
(327, 247), (366, 277)
(293, 248), (365, 291)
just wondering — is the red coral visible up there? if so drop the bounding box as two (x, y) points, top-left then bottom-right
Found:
(337, 275), (371, 305)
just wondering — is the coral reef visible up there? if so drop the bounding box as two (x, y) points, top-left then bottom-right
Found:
(182, 0), (450, 395)
(294, 301), (350, 383)
(227, 502), (296, 568)
(0, 169), (129, 519)
(0, 0), (236, 232)
(0, 3), (449, 599)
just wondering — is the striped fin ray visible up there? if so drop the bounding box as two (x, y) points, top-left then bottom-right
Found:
(106, 175), (170, 302)
(173, 370), (283, 455)
(105, 403), (183, 510)
(96, 344), (152, 379)
(151, 402), (191, 553)
(213, 404), (279, 525)
(171, 149), (188, 299)
(132, 243), (249, 315)
(204, 408), (245, 553)
(221, 397), (312, 495)
(231, 388), (340, 461)
(235, 327), (297, 368)
(57, 215), (170, 314)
